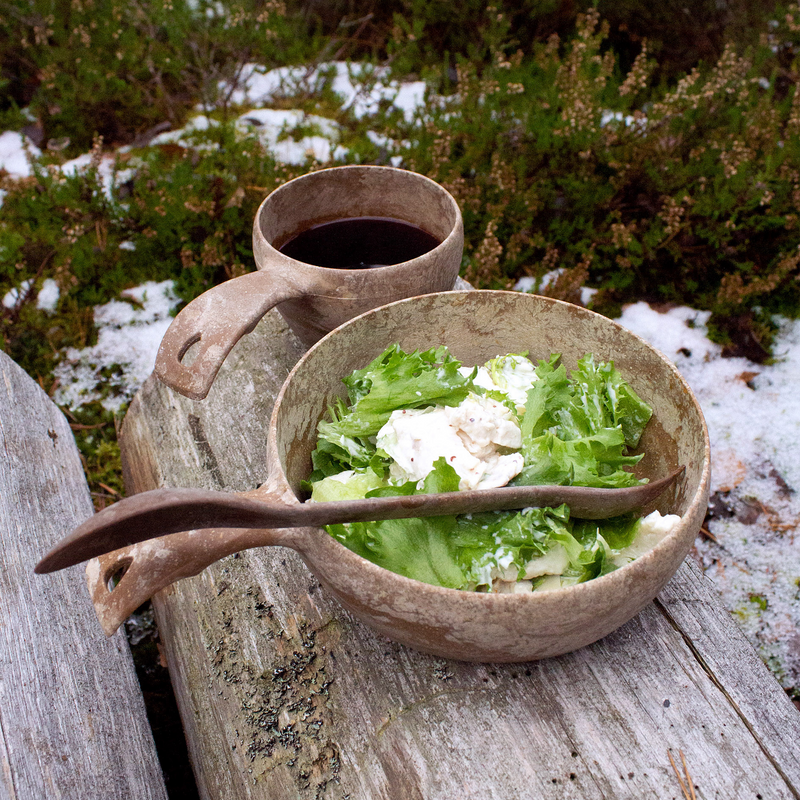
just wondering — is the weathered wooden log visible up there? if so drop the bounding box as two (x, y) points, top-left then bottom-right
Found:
(115, 307), (800, 800)
(0, 350), (167, 800)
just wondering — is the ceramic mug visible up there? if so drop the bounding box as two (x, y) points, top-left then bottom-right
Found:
(154, 165), (464, 400)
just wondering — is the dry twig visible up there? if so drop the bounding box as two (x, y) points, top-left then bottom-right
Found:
(668, 748), (697, 800)
(699, 525), (717, 542)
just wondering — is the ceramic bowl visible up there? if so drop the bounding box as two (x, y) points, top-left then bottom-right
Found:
(267, 290), (711, 662)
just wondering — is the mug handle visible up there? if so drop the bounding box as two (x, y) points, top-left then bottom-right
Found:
(155, 270), (310, 400)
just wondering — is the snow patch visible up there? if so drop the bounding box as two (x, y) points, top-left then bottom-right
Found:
(53, 281), (180, 413)
(0, 131), (41, 177)
(616, 302), (800, 691)
(221, 61), (428, 121)
(37, 278), (60, 311)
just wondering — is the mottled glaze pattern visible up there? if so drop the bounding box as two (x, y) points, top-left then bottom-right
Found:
(268, 291), (710, 662)
(155, 166), (463, 399)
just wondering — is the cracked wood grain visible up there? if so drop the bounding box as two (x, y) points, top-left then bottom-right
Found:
(0, 350), (166, 800)
(119, 306), (800, 800)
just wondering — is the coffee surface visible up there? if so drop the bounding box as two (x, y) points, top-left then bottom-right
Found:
(278, 216), (441, 269)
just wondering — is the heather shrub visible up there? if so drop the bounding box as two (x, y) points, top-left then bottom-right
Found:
(0, 0), (298, 152)
(3, 0), (800, 506)
(398, 7), (800, 358)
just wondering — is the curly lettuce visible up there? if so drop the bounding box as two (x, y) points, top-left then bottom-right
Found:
(308, 345), (656, 591)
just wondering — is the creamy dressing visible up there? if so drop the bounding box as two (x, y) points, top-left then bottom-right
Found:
(611, 510), (681, 567)
(376, 394), (524, 490)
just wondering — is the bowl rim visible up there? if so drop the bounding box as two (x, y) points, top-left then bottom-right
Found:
(273, 289), (712, 604)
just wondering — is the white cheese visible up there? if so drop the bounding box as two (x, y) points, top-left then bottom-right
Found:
(376, 394), (524, 491)
(460, 365), (497, 393)
(459, 354), (538, 409)
(444, 396), (521, 456)
(487, 354), (539, 407)
(611, 510), (681, 567)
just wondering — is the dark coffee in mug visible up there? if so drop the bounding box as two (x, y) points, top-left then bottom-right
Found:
(156, 165), (463, 400)
(278, 216), (441, 270)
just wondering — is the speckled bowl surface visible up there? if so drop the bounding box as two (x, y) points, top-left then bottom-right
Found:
(267, 290), (710, 662)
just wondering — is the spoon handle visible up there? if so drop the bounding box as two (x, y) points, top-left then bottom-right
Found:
(35, 468), (684, 575)
(301, 469), (684, 525)
(87, 526), (292, 636)
(35, 488), (288, 574)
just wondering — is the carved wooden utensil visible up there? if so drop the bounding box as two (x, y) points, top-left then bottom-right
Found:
(43, 292), (711, 661)
(35, 468), (684, 574)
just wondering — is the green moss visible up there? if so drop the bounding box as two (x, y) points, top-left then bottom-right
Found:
(749, 593), (769, 611)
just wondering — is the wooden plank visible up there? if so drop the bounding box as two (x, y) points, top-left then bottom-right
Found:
(118, 307), (800, 800)
(0, 351), (168, 800)
(656, 558), (800, 789)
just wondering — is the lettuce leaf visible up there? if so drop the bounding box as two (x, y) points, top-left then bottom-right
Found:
(308, 344), (472, 480)
(452, 505), (573, 588)
(513, 353), (649, 489)
(311, 345), (656, 591)
(326, 459), (467, 588)
(309, 467), (386, 502)
(324, 480), (641, 590)
(326, 461), (568, 589)
(557, 354), (652, 448)
(319, 344), (473, 441)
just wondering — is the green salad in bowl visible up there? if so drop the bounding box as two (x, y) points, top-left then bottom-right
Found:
(306, 344), (681, 593)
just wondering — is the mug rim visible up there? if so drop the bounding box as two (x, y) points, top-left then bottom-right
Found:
(252, 164), (463, 274)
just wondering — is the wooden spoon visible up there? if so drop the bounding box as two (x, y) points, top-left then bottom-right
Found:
(35, 467), (683, 574)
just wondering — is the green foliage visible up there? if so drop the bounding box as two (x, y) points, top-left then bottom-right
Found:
(3, 0), (800, 510)
(117, 127), (287, 302)
(70, 403), (125, 506)
(396, 7), (800, 358)
(0, 0), (308, 152)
